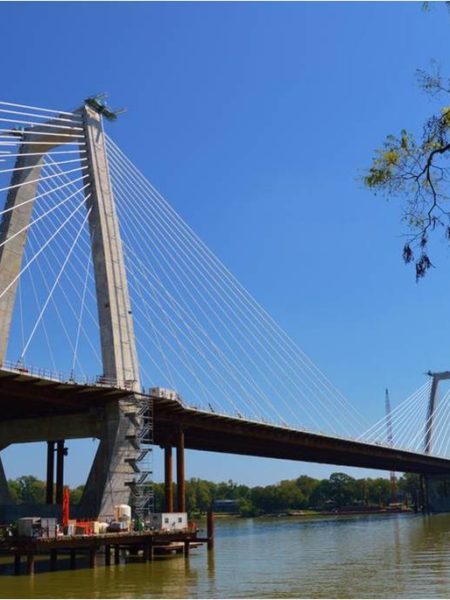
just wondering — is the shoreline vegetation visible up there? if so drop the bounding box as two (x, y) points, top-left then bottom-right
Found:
(7, 472), (422, 518)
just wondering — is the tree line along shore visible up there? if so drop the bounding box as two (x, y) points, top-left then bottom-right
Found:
(7, 472), (422, 518)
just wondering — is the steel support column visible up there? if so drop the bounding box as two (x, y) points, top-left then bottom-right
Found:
(55, 440), (65, 505)
(46, 441), (55, 504)
(164, 445), (173, 512)
(176, 430), (185, 513)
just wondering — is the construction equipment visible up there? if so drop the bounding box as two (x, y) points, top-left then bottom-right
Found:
(85, 94), (126, 121)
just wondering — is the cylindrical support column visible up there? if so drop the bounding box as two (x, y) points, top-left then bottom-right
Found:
(184, 539), (190, 557)
(142, 544), (149, 562)
(56, 440), (65, 505)
(89, 548), (97, 569)
(50, 549), (57, 571)
(46, 441), (55, 504)
(164, 446), (173, 512)
(207, 510), (214, 551)
(105, 544), (111, 566)
(14, 553), (21, 575)
(114, 544), (120, 565)
(176, 430), (185, 513)
(70, 549), (76, 570)
(420, 474), (429, 514)
(26, 552), (35, 575)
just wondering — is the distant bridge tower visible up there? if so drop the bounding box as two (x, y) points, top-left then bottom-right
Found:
(424, 371), (450, 455)
(384, 388), (397, 504)
(0, 101), (143, 518)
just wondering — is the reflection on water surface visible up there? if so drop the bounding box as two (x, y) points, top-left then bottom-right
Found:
(2, 513), (450, 598)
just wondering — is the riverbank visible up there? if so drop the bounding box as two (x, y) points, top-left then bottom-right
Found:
(197, 505), (413, 520)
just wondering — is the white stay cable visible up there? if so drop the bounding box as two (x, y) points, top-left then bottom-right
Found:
(359, 381), (431, 442)
(0, 157), (86, 175)
(26, 188), (102, 365)
(71, 228), (94, 375)
(0, 183), (90, 251)
(123, 239), (298, 425)
(0, 129), (83, 140)
(0, 108), (81, 124)
(0, 117), (83, 131)
(22, 244), (58, 373)
(394, 389), (430, 450)
(106, 136), (366, 429)
(0, 175), (89, 218)
(19, 206), (92, 360)
(27, 226), (98, 374)
(109, 158), (357, 434)
(0, 100), (79, 118)
(409, 390), (449, 453)
(113, 174), (316, 427)
(3, 150), (86, 158)
(0, 166), (87, 194)
(107, 142), (366, 434)
(125, 245), (271, 420)
(432, 390), (450, 456)
(126, 256), (177, 392)
(0, 198), (88, 302)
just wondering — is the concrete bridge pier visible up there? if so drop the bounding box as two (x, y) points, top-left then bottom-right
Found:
(0, 454), (10, 504)
(78, 400), (137, 520)
(161, 429), (186, 514)
(164, 445), (173, 512)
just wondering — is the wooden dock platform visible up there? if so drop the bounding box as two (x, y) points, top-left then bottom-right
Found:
(0, 529), (211, 575)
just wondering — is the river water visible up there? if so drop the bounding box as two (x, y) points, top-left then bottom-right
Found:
(3, 512), (450, 598)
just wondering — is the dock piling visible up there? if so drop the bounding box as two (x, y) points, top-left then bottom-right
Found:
(105, 544), (111, 566)
(89, 548), (97, 568)
(14, 553), (21, 575)
(26, 552), (35, 575)
(207, 510), (214, 551)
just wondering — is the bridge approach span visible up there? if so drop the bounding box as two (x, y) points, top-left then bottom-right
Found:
(1, 368), (450, 476)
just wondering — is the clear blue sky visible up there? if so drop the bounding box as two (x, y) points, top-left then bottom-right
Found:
(3, 1), (450, 486)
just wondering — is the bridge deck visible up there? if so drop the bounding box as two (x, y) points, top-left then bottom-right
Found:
(1, 368), (450, 475)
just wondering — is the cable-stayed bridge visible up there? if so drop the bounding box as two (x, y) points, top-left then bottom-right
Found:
(1, 98), (450, 520)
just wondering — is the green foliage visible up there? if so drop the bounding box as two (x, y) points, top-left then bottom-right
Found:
(7, 476), (46, 504)
(364, 67), (450, 280)
(6, 472), (416, 515)
(397, 473), (421, 507)
(153, 473), (405, 516)
(69, 485), (84, 505)
(6, 477), (85, 505)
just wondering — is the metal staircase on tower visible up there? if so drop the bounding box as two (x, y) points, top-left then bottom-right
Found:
(124, 394), (154, 521)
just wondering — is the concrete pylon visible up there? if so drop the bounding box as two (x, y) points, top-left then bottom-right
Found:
(0, 451), (11, 504)
(425, 371), (450, 455)
(78, 400), (136, 518)
(0, 123), (74, 364)
(0, 103), (142, 519)
(81, 105), (140, 391)
(0, 123), (85, 511)
(76, 105), (141, 518)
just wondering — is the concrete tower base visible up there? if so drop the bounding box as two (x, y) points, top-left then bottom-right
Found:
(79, 399), (139, 519)
(0, 455), (10, 504)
